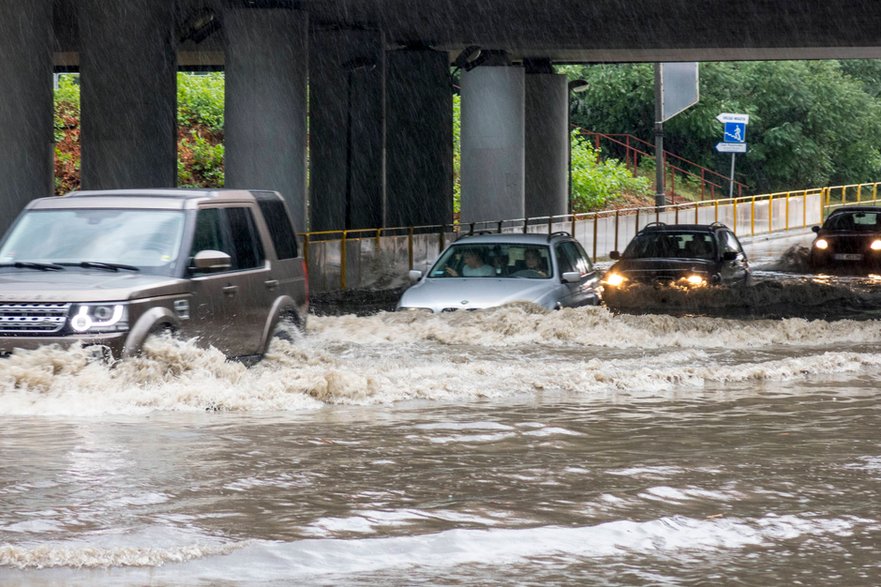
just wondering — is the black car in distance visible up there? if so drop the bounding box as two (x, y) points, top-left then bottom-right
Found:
(809, 206), (881, 272)
(604, 222), (751, 290)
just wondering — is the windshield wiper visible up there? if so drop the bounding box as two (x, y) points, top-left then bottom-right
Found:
(0, 261), (65, 271)
(59, 261), (140, 272)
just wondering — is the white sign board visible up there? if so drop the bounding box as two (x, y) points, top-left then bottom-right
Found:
(660, 62), (699, 122)
(716, 142), (747, 153)
(716, 113), (750, 124)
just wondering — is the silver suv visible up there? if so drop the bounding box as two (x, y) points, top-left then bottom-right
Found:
(0, 189), (308, 362)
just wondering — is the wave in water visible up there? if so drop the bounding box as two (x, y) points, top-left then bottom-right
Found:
(0, 304), (880, 413)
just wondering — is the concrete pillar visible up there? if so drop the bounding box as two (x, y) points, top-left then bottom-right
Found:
(79, 0), (176, 189)
(224, 8), (308, 231)
(525, 73), (568, 218)
(460, 65), (525, 224)
(310, 29), (385, 232)
(0, 1), (52, 232)
(386, 48), (452, 228)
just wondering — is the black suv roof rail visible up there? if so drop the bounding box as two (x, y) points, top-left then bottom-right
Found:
(547, 230), (571, 242)
(708, 222), (729, 230)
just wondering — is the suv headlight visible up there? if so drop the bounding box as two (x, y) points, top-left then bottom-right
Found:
(69, 303), (129, 333)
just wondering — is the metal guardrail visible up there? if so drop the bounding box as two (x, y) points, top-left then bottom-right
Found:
(301, 181), (881, 292)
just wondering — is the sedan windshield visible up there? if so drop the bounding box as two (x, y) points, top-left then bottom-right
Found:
(622, 231), (716, 260)
(0, 209), (186, 276)
(429, 243), (552, 278)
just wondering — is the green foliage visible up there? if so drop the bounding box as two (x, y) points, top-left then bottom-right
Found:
(178, 130), (224, 187)
(566, 61), (881, 193)
(177, 72), (224, 132)
(569, 130), (651, 212)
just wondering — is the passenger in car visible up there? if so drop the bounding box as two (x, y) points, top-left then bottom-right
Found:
(523, 248), (548, 277)
(446, 249), (495, 277)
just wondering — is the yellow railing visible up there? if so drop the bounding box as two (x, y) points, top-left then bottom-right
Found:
(301, 181), (881, 292)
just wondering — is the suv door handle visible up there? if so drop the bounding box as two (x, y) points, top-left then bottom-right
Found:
(264, 279), (279, 290)
(222, 285), (238, 296)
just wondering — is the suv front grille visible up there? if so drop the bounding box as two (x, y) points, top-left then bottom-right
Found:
(0, 303), (70, 334)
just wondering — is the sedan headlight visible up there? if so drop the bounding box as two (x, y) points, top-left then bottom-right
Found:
(604, 273), (627, 287)
(814, 238), (829, 250)
(871, 240), (881, 251)
(69, 303), (129, 333)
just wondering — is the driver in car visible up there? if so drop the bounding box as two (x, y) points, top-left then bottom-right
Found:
(446, 249), (495, 277)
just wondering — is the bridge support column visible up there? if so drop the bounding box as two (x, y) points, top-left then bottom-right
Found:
(525, 71), (568, 219)
(224, 7), (308, 231)
(310, 29), (385, 232)
(385, 48), (452, 228)
(79, 0), (177, 189)
(460, 61), (525, 224)
(0, 0), (52, 232)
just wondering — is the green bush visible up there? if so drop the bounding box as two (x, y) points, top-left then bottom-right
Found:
(569, 130), (651, 212)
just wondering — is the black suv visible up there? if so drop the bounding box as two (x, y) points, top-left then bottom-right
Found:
(809, 206), (881, 272)
(604, 222), (750, 289)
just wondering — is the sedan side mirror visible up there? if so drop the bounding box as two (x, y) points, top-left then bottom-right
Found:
(192, 249), (231, 272)
(408, 269), (423, 282)
(609, 251), (620, 260)
(812, 225), (821, 233)
(561, 271), (581, 283)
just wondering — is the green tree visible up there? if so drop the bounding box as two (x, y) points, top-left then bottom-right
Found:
(566, 61), (881, 193)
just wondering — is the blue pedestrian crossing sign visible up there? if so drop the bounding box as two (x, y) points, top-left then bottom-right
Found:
(723, 122), (747, 143)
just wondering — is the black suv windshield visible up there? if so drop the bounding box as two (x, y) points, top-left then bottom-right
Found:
(824, 211), (881, 231)
(0, 209), (186, 276)
(622, 231), (717, 260)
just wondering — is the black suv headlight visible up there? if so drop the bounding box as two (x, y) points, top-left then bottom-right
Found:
(69, 303), (129, 333)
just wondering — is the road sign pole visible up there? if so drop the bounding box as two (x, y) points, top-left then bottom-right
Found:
(729, 153), (736, 198)
(654, 63), (665, 208)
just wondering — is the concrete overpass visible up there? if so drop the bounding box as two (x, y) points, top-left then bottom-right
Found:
(2, 1), (880, 234)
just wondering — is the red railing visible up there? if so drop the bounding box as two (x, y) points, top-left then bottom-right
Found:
(581, 131), (748, 201)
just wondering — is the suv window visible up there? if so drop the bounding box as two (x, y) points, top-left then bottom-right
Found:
(720, 231), (743, 255)
(227, 207), (264, 269)
(255, 193), (299, 259)
(556, 241), (592, 275)
(190, 207), (266, 273)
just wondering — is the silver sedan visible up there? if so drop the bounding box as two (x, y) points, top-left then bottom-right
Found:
(397, 232), (603, 313)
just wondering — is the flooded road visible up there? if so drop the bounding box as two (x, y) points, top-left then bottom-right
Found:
(2, 233), (881, 585)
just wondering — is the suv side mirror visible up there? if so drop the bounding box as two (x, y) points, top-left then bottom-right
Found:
(192, 249), (231, 272)
(812, 225), (821, 233)
(609, 251), (620, 260)
(561, 271), (581, 283)
(408, 269), (423, 282)
(722, 251), (738, 262)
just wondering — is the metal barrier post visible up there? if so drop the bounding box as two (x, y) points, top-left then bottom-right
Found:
(340, 231), (348, 290)
(751, 197), (756, 236)
(592, 213), (599, 262)
(614, 210), (620, 252)
(768, 194), (774, 233)
(302, 233), (311, 272)
(732, 199), (737, 233)
(635, 209), (640, 236)
(571, 214), (577, 238)
(803, 190), (808, 227)
(408, 226), (414, 270)
(785, 192), (790, 231)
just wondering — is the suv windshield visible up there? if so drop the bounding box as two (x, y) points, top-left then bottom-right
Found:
(824, 211), (881, 231)
(0, 209), (186, 276)
(430, 243), (552, 278)
(622, 231), (717, 260)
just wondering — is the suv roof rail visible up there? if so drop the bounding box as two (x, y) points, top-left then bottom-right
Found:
(547, 230), (571, 241)
(637, 222), (667, 233)
(708, 221), (729, 230)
